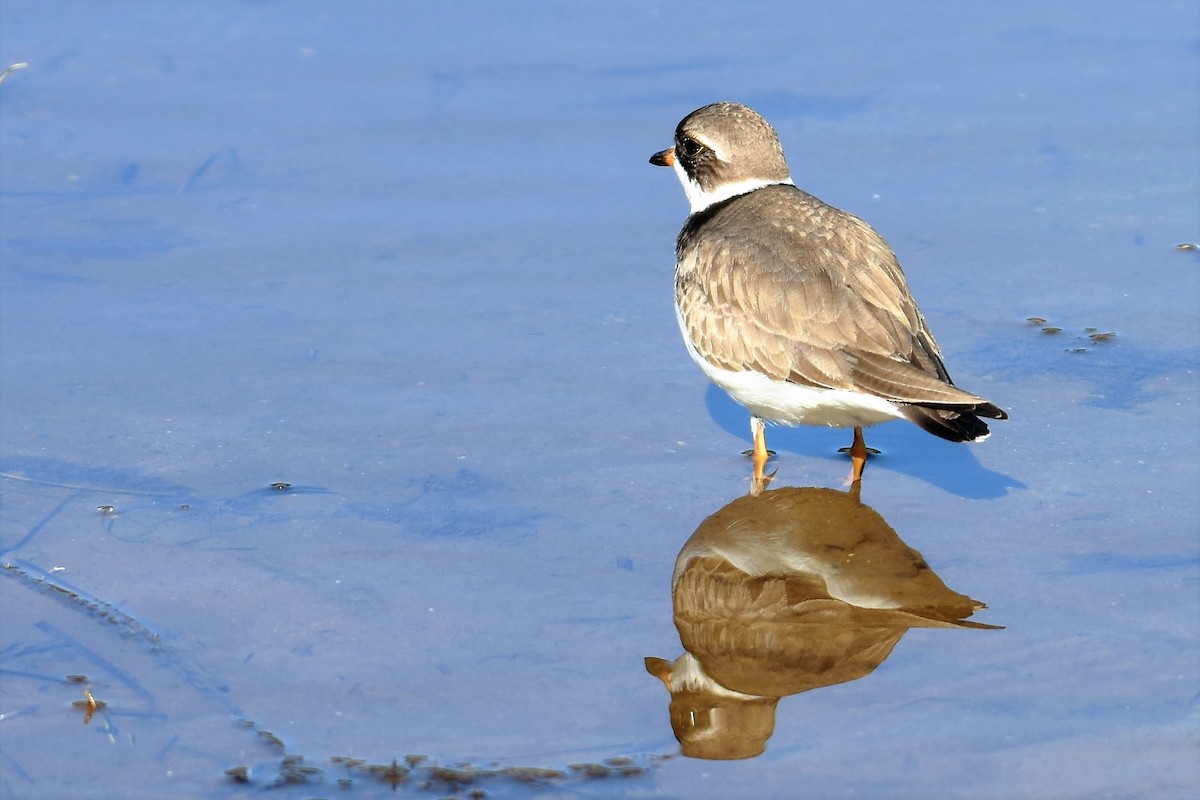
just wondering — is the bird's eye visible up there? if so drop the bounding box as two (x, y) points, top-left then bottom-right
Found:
(678, 137), (704, 159)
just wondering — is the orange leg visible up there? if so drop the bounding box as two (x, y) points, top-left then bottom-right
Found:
(751, 416), (770, 469)
(848, 426), (869, 483)
(749, 416), (774, 494)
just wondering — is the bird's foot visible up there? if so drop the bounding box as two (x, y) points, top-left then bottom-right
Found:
(750, 466), (778, 497)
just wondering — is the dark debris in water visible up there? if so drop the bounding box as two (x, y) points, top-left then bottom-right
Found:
(428, 765), (474, 785)
(236, 752), (665, 794)
(500, 766), (567, 782)
(1000, 313), (1187, 411)
(569, 763), (613, 778)
(364, 758), (409, 788)
(1023, 316), (1117, 352)
(567, 759), (652, 779)
(3, 563), (165, 646)
(274, 754), (322, 787)
(256, 728), (285, 751)
(224, 765), (250, 784)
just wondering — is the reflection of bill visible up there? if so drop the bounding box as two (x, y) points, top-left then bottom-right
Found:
(645, 484), (1001, 760)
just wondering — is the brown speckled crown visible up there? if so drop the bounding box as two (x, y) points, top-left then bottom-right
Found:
(674, 102), (792, 191)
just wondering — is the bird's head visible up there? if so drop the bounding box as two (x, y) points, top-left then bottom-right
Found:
(650, 102), (793, 214)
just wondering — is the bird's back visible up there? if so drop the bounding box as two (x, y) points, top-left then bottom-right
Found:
(676, 185), (951, 394)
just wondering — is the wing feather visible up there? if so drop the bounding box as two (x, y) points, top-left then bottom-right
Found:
(676, 185), (988, 408)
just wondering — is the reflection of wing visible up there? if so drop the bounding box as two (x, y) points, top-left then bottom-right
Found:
(676, 184), (1005, 414)
(676, 487), (992, 618)
(669, 487), (1000, 697)
(673, 555), (912, 697)
(650, 486), (1000, 758)
(672, 552), (999, 698)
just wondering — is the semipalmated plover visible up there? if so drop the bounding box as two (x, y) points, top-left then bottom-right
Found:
(651, 102), (1006, 483)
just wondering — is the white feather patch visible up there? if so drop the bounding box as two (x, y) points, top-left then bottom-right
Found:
(672, 159), (794, 214)
(675, 304), (904, 428)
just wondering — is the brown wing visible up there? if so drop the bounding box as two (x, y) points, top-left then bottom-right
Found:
(676, 184), (992, 408)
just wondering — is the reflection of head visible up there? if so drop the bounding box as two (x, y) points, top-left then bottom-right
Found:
(646, 653), (778, 760)
(646, 485), (999, 760)
(669, 691), (778, 760)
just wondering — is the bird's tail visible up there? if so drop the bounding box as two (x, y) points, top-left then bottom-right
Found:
(901, 402), (1007, 443)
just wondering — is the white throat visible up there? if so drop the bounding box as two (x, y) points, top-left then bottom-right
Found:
(667, 653), (761, 699)
(673, 159), (793, 214)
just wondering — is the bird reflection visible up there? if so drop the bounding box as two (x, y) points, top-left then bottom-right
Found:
(645, 482), (1000, 760)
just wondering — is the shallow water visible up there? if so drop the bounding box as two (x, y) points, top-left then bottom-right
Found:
(1, 2), (1197, 798)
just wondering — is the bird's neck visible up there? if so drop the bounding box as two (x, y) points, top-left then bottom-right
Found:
(675, 160), (794, 214)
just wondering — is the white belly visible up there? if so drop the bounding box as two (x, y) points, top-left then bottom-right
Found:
(702, 362), (904, 428)
(676, 309), (904, 429)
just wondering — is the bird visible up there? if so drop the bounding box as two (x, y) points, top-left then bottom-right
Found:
(650, 102), (1006, 484)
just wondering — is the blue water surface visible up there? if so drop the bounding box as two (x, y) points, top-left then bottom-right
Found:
(1, 2), (1197, 798)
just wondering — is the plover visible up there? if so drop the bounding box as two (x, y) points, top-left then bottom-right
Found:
(650, 102), (1006, 484)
